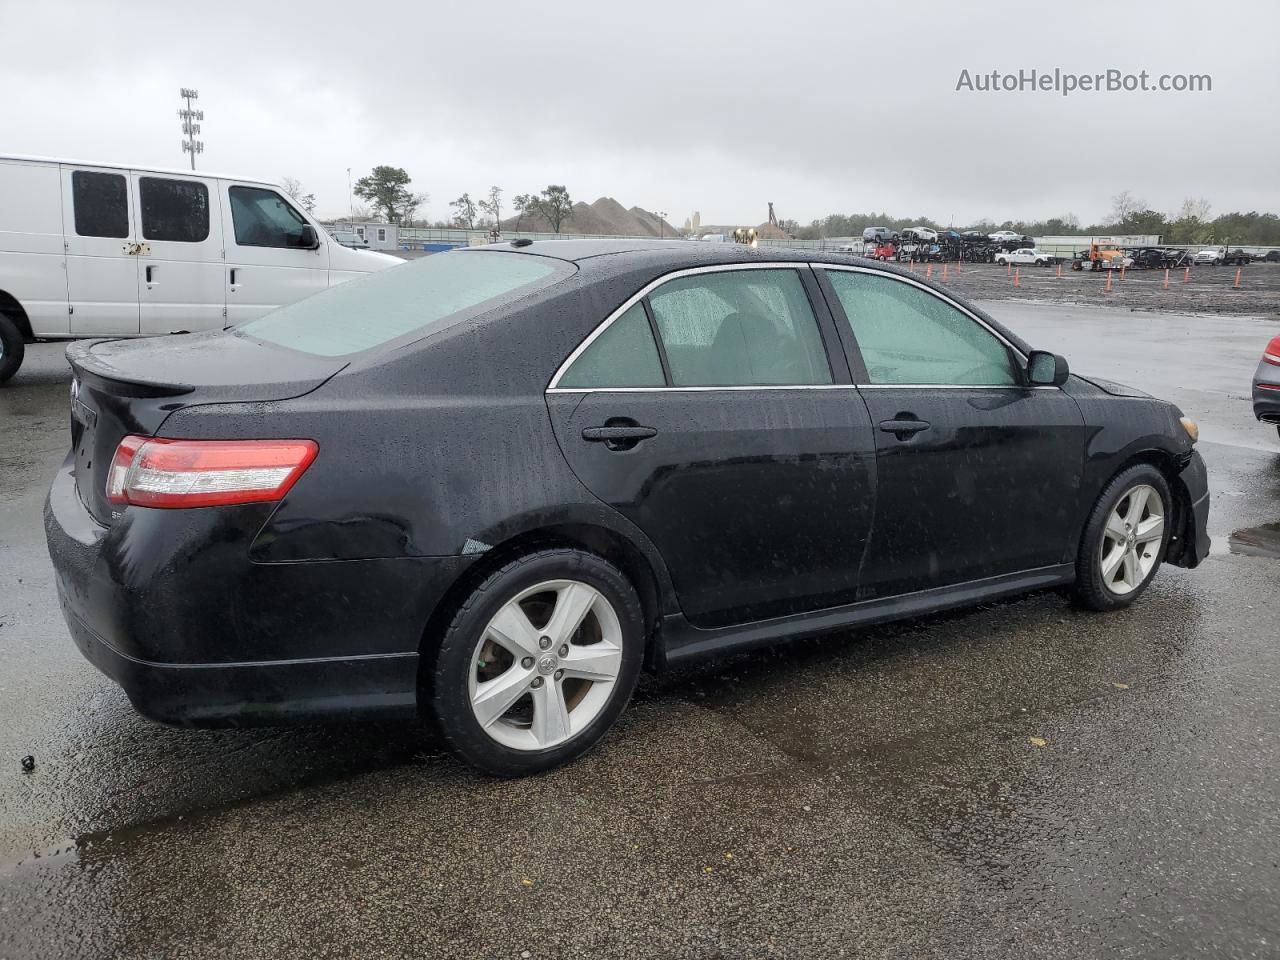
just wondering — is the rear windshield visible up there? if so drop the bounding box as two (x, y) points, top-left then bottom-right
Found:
(237, 250), (566, 356)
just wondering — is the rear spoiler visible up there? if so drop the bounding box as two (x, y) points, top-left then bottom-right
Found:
(66, 340), (195, 398)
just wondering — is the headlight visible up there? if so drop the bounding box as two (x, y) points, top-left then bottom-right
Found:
(1180, 417), (1199, 443)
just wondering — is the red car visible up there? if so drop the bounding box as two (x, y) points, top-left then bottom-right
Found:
(872, 243), (896, 261)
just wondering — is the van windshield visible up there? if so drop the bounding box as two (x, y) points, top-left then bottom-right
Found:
(236, 250), (567, 357)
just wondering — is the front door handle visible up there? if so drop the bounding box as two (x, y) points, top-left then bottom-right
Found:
(582, 424), (657, 451)
(879, 418), (931, 440)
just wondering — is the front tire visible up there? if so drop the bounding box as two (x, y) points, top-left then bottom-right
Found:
(427, 548), (644, 776)
(1073, 464), (1172, 611)
(0, 314), (25, 384)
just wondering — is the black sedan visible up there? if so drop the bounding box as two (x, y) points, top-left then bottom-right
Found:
(45, 240), (1210, 776)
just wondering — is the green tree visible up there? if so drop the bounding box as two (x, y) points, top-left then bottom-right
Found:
(532, 185), (573, 234)
(512, 194), (533, 232)
(353, 166), (415, 223)
(450, 193), (477, 229)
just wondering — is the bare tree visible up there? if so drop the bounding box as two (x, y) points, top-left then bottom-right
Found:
(478, 186), (504, 230)
(1110, 190), (1144, 225)
(281, 176), (317, 215)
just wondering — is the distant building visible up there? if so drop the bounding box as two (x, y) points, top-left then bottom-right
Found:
(320, 220), (399, 250)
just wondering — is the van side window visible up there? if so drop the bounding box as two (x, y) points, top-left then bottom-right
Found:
(229, 186), (312, 249)
(140, 177), (210, 243)
(71, 171), (129, 238)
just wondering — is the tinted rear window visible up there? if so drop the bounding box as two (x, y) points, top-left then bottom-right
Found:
(237, 250), (566, 356)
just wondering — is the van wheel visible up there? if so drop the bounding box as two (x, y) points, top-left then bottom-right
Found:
(0, 314), (25, 384)
(1073, 464), (1172, 612)
(427, 548), (644, 776)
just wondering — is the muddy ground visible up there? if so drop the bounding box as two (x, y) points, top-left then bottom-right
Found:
(910, 259), (1280, 319)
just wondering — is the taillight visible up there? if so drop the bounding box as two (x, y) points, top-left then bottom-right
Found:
(1263, 335), (1280, 367)
(105, 437), (318, 508)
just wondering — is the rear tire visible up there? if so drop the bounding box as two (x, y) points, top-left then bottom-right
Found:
(0, 314), (25, 384)
(427, 548), (644, 777)
(1073, 464), (1172, 612)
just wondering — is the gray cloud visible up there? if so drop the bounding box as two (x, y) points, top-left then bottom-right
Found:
(3, 0), (1276, 227)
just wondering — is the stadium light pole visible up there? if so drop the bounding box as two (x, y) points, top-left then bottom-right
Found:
(178, 88), (204, 170)
(347, 167), (354, 228)
(658, 211), (667, 240)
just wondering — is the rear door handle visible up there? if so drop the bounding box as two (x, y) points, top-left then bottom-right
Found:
(879, 418), (931, 439)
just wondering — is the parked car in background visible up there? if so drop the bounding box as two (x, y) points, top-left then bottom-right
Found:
(330, 230), (371, 249)
(1264, 250), (1280, 263)
(1193, 247), (1251, 267)
(989, 230), (1021, 243)
(0, 154), (400, 383)
(862, 226), (897, 243)
(903, 226), (938, 242)
(46, 239), (1210, 776)
(1130, 247), (1189, 270)
(1253, 334), (1280, 441)
(996, 248), (1055, 267)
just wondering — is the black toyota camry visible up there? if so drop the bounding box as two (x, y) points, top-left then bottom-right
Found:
(45, 240), (1210, 776)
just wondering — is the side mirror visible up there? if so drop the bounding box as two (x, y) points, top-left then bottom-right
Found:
(299, 225), (320, 249)
(1027, 350), (1069, 387)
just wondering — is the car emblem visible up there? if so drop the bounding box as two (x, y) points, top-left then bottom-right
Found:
(537, 655), (558, 675)
(70, 379), (97, 429)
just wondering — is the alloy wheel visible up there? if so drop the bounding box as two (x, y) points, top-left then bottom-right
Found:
(468, 579), (624, 751)
(1099, 484), (1165, 596)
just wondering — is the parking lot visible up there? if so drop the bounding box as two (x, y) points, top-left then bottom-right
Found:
(2, 300), (1279, 959)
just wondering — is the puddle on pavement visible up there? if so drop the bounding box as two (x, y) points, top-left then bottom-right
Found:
(1228, 522), (1280, 559)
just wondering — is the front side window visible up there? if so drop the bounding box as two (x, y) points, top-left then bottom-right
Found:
(647, 269), (831, 386)
(377, 228), (387, 242)
(558, 303), (665, 388)
(71, 171), (129, 238)
(140, 177), (210, 243)
(239, 250), (565, 356)
(826, 270), (1018, 386)
(229, 186), (310, 248)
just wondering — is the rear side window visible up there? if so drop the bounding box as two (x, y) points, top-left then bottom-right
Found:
(229, 186), (310, 248)
(140, 177), (210, 242)
(558, 303), (665, 388)
(647, 269), (831, 386)
(71, 171), (129, 238)
(826, 270), (1017, 386)
(239, 250), (565, 356)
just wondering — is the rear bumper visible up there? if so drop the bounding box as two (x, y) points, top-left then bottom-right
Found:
(44, 456), (473, 726)
(1253, 361), (1280, 423)
(59, 598), (419, 726)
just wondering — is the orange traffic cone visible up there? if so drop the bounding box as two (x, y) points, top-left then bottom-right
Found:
(956, 261), (961, 274)
(926, 264), (934, 279)
(1006, 261), (1012, 276)
(1056, 263), (1063, 278)
(1013, 267), (1021, 288)
(1120, 265), (1127, 281)
(1234, 267), (1242, 288)
(1162, 269), (1170, 290)
(1183, 267), (1191, 283)
(1104, 270), (1114, 292)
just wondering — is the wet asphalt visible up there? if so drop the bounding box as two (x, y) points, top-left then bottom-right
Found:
(2, 302), (1279, 960)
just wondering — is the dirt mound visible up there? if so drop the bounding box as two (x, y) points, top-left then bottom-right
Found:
(504, 197), (678, 237)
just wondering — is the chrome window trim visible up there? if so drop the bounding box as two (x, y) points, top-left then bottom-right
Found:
(546, 262), (820, 391)
(545, 260), (1055, 395)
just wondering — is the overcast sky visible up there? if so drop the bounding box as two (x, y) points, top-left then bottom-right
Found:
(3, 0), (1277, 228)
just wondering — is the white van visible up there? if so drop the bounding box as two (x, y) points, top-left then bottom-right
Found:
(0, 155), (400, 382)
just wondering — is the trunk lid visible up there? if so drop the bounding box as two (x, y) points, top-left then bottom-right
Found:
(66, 332), (345, 525)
